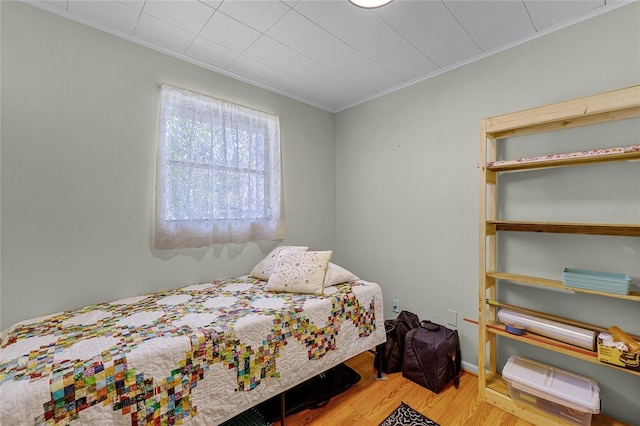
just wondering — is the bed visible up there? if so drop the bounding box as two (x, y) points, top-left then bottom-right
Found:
(0, 247), (385, 426)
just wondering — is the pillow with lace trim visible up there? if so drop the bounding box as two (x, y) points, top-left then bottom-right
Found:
(249, 246), (308, 280)
(266, 250), (333, 294)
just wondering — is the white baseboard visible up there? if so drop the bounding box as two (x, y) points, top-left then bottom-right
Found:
(461, 360), (478, 374)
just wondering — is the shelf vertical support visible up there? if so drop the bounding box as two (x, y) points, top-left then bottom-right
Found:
(478, 119), (498, 399)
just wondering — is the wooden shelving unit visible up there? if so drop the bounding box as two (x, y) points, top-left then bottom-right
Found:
(478, 85), (640, 425)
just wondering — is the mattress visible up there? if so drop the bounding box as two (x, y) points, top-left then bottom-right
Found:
(0, 276), (385, 425)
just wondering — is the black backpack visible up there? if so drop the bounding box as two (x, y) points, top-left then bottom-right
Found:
(402, 320), (461, 393)
(374, 310), (420, 374)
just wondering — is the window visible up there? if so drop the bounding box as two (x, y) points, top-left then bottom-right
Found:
(155, 85), (283, 249)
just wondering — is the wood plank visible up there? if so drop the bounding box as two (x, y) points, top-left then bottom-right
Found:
(491, 106), (640, 139)
(486, 322), (640, 378)
(486, 320), (599, 359)
(487, 149), (640, 172)
(489, 220), (640, 236)
(283, 351), (535, 426)
(282, 351), (631, 425)
(478, 118), (490, 399)
(485, 86), (640, 134)
(486, 271), (640, 302)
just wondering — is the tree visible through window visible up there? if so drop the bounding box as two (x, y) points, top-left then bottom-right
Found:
(155, 85), (283, 249)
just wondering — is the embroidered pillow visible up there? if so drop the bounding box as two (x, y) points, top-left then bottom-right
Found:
(266, 250), (333, 294)
(249, 246), (309, 280)
(324, 263), (360, 287)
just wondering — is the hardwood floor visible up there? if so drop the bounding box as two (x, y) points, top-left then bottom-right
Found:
(282, 351), (629, 426)
(283, 351), (533, 426)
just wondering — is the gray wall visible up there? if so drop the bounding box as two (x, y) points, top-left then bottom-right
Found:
(2, 0), (639, 423)
(1, 1), (336, 327)
(335, 3), (639, 424)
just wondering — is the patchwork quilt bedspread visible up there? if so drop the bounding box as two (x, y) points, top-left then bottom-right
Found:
(0, 276), (385, 426)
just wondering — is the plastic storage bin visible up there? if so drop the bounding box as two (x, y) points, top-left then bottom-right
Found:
(502, 355), (600, 426)
(562, 267), (631, 295)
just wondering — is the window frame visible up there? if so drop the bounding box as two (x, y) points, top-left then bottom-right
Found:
(155, 85), (284, 249)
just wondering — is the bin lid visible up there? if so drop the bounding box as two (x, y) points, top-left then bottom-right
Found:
(502, 355), (600, 414)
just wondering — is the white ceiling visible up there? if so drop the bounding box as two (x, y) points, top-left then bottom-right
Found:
(26, 0), (628, 112)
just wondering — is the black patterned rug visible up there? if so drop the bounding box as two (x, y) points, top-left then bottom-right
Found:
(379, 402), (440, 426)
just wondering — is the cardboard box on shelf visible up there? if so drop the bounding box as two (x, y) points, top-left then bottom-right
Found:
(597, 333), (640, 372)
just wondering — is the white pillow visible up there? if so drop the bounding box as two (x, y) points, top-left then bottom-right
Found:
(266, 250), (333, 294)
(249, 246), (308, 280)
(324, 263), (360, 287)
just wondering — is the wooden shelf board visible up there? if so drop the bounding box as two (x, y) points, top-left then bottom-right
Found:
(486, 321), (640, 378)
(486, 271), (640, 302)
(483, 385), (573, 425)
(487, 220), (640, 236)
(486, 321), (598, 359)
(487, 150), (640, 172)
(490, 106), (640, 139)
(485, 85), (640, 134)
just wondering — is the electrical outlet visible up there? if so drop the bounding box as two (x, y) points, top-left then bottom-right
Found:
(447, 309), (457, 327)
(392, 297), (400, 313)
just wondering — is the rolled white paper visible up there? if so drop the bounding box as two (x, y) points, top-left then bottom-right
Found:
(497, 309), (597, 351)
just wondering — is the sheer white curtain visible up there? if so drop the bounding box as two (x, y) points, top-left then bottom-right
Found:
(155, 85), (284, 249)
